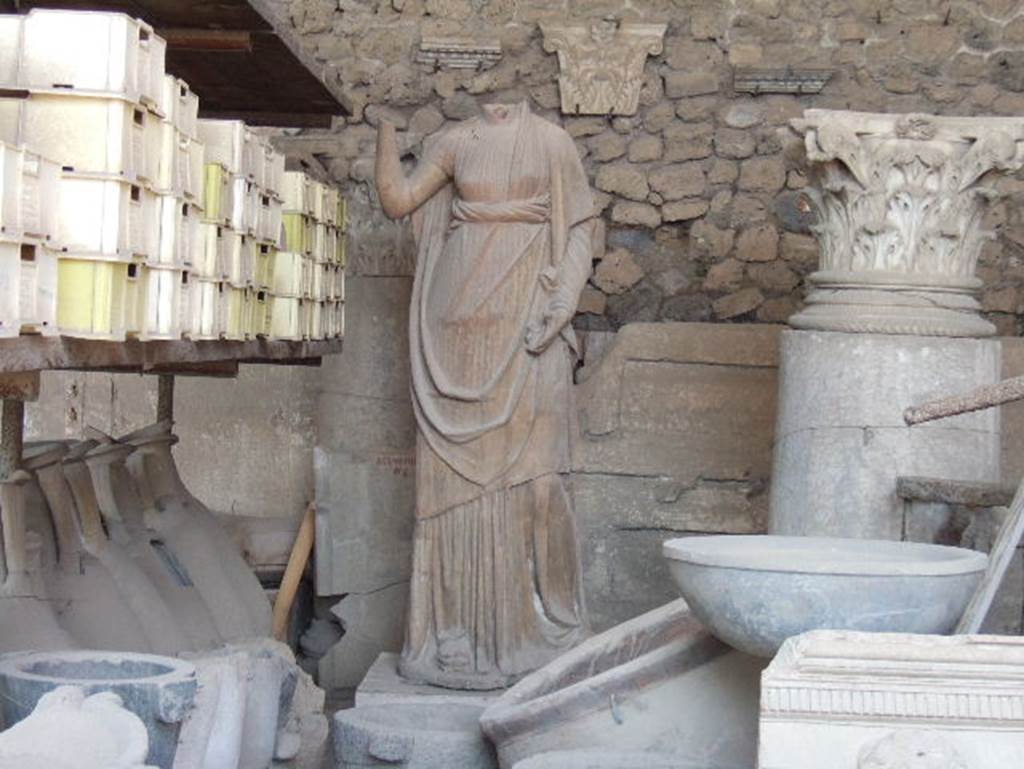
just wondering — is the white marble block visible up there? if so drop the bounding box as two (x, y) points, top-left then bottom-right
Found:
(759, 630), (1024, 769)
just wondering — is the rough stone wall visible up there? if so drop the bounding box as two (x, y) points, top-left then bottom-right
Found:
(268, 0), (1024, 334)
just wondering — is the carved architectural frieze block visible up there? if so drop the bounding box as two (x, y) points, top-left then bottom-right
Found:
(540, 20), (666, 116)
(734, 68), (833, 94)
(416, 36), (502, 71)
(788, 110), (1024, 337)
(758, 630), (1024, 769)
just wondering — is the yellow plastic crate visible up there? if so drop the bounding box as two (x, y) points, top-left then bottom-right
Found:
(224, 284), (248, 340)
(254, 242), (274, 289)
(250, 289), (269, 337)
(57, 254), (134, 339)
(282, 212), (311, 254)
(201, 162), (230, 224)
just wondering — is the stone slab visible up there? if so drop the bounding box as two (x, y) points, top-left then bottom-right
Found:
(355, 654), (505, 708)
(319, 585), (408, 690)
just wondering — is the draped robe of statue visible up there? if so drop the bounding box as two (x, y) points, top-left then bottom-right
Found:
(399, 101), (593, 689)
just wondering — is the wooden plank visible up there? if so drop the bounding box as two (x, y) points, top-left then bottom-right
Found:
(159, 28), (253, 52)
(0, 336), (343, 374)
(198, 110), (334, 129)
(956, 486), (1024, 634)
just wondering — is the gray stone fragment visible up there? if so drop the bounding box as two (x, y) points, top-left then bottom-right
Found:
(333, 703), (496, 768)
(513, 751), (698, 768)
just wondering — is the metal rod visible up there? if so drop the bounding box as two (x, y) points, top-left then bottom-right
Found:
(157, 374), (175, 424)
(0, 399), (24, 481)
(904, 375), (1024, 426)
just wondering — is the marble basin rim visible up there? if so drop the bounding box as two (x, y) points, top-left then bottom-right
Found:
(662, 535), (988, 658)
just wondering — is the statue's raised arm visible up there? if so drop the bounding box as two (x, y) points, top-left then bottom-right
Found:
(374, 120), (449, 219)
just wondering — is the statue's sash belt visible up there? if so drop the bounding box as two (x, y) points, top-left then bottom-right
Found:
(451, 193), (550, 224)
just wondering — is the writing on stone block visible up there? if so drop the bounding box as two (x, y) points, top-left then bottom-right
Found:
(374, 452), (416, 478)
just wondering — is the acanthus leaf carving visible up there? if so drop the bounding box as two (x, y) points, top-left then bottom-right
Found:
(788, 110), (1024, 337)
(540, 20), (666, 116)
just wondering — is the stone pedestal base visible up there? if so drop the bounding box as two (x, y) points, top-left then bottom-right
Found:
(789, 271), (995, 338)
(769, 329), (1001, 540)
(355, 653), (504, 709)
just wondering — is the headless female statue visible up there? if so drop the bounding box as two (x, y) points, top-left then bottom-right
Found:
(376, 101), (593, 689)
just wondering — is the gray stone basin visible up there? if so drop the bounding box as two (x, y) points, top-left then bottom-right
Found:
(662, 535), (987, 658)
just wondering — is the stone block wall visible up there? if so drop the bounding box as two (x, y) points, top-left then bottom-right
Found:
(265, 0), (1024, 333)
(24, 366), (319, 521)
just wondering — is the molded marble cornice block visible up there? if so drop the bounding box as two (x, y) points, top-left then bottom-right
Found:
(789, 110), (1024, 337)
(540, 20), (666, 116)
(759, 630), (1024, 769)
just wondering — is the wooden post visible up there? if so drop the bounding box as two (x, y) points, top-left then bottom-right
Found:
(0, 399), (24, 482)
(157, 374), (175, 423)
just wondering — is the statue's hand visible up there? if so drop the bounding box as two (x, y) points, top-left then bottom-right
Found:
(525, 300), (572, 354)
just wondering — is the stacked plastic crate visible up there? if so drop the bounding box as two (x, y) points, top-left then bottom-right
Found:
(0, 9), (167, 340)
(0, 142), (60, 338)
(146, 74), (203, 340)
(197, 119), (284, 340)
(276, 171), (345, 341)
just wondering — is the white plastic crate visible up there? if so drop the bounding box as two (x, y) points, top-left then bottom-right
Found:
(281, 171), (312, 215)
(153, 120), (187, 195)
(311, 261), (325, 301)
(229, 176), (258, 234)
(0, 142), (60, 242)
(323, 224), (339, 263)
(136, 25), (166, 108)
(301, 255), (314, 298)
(311, 222), (329, 262)
(225, 230), (255, 286)
(328, 265), (345, 301)
(197, 119), (257, 178)
(270, 251), (305, 297)
(306, 300), (323, 340)
(154, 196), (199, 267)
(138, 264), (182, 339)
(309, 180), (327, 222)
(57, 173), (158, 259)
(0, 239), (58, 337)
(191, 222), (226, 279)
(0, 17), (21, 91)
(268, 295), (304, 341)
(3, 10), (163, 104)
(182, 276), (227, 340)
(2, 91), (159, 183)
(327, 300), (344, 338)
(322, 187), (339, 226)
(183, 138), (204, 205)
(255, 192), (282, 245)
(157, 75), (198, 138)
(265, 147), (285, 197)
